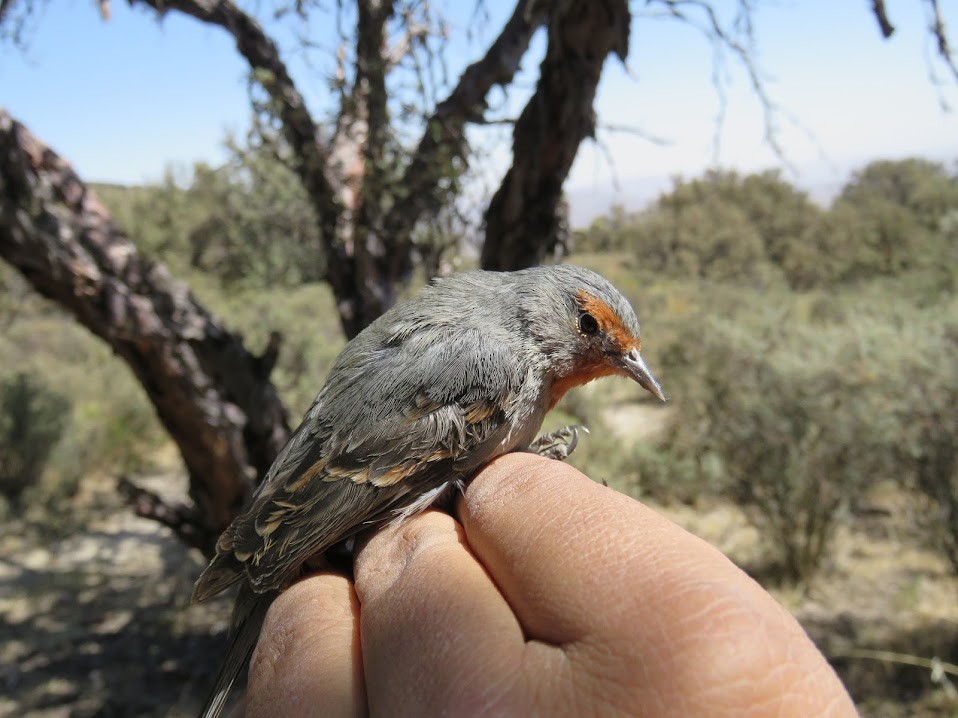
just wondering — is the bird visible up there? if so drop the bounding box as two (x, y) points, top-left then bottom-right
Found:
(193, 263), (665, 718)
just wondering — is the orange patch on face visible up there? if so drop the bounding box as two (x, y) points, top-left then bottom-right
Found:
(576, 291), (641, 352)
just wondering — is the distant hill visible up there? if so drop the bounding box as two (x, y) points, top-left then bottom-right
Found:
(565, 168), (848, 229)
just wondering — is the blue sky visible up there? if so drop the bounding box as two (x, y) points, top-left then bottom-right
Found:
(2, 0), (956, 224)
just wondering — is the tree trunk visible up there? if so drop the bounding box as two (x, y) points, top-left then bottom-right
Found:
(127, 0), (550, 336)
(0, 109), (290, 556)
(481, 0), (630, 271)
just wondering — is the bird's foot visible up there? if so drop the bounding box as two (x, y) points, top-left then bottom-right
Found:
(528, 424), (589, 461)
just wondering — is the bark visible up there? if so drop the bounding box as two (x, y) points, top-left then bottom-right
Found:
(383, 0), (548, 275)
(481, 0), (630, 271)
(347, 0), (548, 324)
(129, 0), (549, 336)
(128, 0), (370, 334)
(0, 109), (291, 556)
(351, 0), (398, 321)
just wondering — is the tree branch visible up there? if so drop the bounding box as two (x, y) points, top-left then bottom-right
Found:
(925, 0), (958, 83)
(352, 0), (397, 315)
(384, 0), (548, 273)
(0, 109), (291, 555)
(481, 0), (630, 270)
(646, 1), (787, 164)
(118, 476), (210, 553)
(871, 0), (895, 38)
(127, 0), (373, 334)
(869, 0), (958, 99)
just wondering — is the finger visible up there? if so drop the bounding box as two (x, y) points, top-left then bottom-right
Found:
(246, 574), (365, 718)
(459, 452), (779, 641)
(459, 452), (857, 717)
(352, 510), (534, 717)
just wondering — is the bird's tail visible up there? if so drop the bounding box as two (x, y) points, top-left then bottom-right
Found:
(198, 585), (274, 718)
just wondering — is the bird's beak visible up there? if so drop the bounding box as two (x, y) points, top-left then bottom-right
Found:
(620, 347), (666, 402)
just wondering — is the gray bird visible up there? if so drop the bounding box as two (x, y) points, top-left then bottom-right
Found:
(194, 264), (665, 718)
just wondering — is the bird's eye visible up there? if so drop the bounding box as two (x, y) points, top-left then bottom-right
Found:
(579, 312), (599, 335)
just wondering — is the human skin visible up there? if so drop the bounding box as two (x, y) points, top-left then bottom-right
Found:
(242, 452), (859, 717)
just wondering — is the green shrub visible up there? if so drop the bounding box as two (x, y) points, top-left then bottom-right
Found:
(657, 302), (916, 584)
(0, 298), (171, 525)
(0, 372), (71, 504)
(886, 312), (958, 574)
(574, 160), (958, 292)
(906, 398), (958, 574)
(629, 439), (724, 505)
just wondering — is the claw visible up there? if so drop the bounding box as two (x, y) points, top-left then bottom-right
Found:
(528, 424), (589, 461)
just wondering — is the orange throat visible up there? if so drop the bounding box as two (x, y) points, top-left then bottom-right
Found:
(548, 364), (624, 410)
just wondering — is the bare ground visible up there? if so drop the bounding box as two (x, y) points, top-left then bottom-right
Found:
(0, 458), (233, 718)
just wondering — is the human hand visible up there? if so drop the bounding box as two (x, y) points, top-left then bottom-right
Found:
(243, 452), (858, 717)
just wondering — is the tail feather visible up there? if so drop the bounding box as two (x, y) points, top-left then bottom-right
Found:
(198, 586), (274, 718)
(193, 550), (244, 604)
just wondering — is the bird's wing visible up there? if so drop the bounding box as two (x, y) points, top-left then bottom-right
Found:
(193, 326), (529, 601)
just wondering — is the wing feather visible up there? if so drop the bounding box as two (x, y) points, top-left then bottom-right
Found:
(193, 326), (529, 600)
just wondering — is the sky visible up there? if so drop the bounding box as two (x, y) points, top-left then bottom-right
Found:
(2, 0), (957, 226)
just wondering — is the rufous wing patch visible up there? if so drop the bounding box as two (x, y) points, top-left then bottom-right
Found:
(409, 392), (443, 418)
(370, 461), (419, 487)
(371, 446), (454, 487)
(314, 462), (371, 484)
(463, 399), (500, 424)
(286, 456), (329, 492)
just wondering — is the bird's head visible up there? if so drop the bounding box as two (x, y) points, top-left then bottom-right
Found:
(519, 265), (666, 408)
